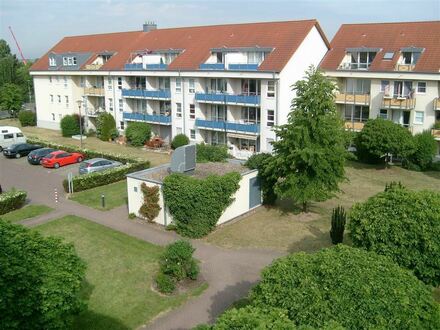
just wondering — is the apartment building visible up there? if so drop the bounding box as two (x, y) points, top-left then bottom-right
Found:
(30, 20), (329, 159)
(319, 21), (440, 153)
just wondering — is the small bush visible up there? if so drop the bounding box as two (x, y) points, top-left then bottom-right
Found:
(171, 134), (189, 150)
(0, 190), (27, 215)
(245, 153), (277, 205)
(330, 206), (346, 244)
(18, 110), (36, 126)
(155, 273), (175, 294)
(138, 183), (161, 221)
(125, 122), (152, 146)
(196, 143), (228, 163)
(96, 113), (117, 141)
(128, 213), (136, 219)
(60, 115), (80, 137)
(405, 131), (437, 171)
(160, 240), (199, 281)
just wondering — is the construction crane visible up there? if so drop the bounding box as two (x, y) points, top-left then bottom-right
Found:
(8, 26), (27, 64)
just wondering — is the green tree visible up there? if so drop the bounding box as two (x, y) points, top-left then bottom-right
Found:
(250, 245), (440, 329)
(0, 82), (24, 117)
(268, 66), (346, 212)
(0, 220), (86, 329)
(349, 184), (440, 286)
(125, 122), (152, 146)
(96, 112), (117, 141)
(171, 133), (189, 149)
(60, 114), (80, 137)
(405, 131), (437, 171)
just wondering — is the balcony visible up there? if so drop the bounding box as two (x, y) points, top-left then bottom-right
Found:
(338, 62), (371, 70)
(434, 98), (440, 111)
(432, 129), (440, 141)
(84, 64), (103, 70)
(85, 108), (105, 117)
(124, 63), (168, 70)
(381, 96), (416, 110)
(123, 112), (171, 125)
(84, 87), (105, 97)
(344, 121), (365, 131)
(228, 63), (259, 71)
(335, 93), (370, 105)
(195, 92), (260, 106)
(146, 63), (168, 70)
(122, 89), (171, 100)
(124, 63), (143, 70)
(195, 119), (260, 134)
(395, 64), (415, 72)
(199, 63), (225, 70)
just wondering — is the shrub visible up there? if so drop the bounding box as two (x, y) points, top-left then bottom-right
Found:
(354, 118), (415, 164)
(0, 221), (86, 329)
(171, 134), (189, 150)
(196, 143), (228, 163)
(330, 206), (346, 244)
(155, 273), (175, 294)
(128, 212), (136, 219)
(433, 121), (440, 129)
(405, 131), (437, 171)
(125, 122), (152, 146)
(138, 183), (161, 221)
(18, 110), (36, 126)
(245, 153), (277, 205)
(0, 190), (27, 215)
(250, 245), (440, 329)
(96, 113), (117, 141)
(160, 240), (199, 281)
(60, 114), (80, 137)
(349, 184), (440, 286)
(163, 172), (241, 238)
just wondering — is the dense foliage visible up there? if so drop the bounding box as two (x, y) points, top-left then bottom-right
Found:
(154, 273), (175, 294)
(0, 221), (86, 329)
(0, 189), (26, 215)
(125, 122), (152, 146)
(196, 143), (228, 163)
(163, 172), (241, 237)
(18, 110), (36, 126)
(330, 206), (346, 244)
(171, 134), (189, 150)
(138, 183), (161, 221)
(404, 131), (438, 171)
(96, 112), (117, 141)
(250, 245), (440, 329)
(349, 184), (440, 285)
(60, 114), (80, 137)
(0, 83), (24, 116)
(355, 118), (415, 164)
(245, 153), (277, 205)
(268, 67), (346, 212)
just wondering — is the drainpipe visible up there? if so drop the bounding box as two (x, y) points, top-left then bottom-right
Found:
(274, 71), (280, 142)
(180, 70), (186, 136)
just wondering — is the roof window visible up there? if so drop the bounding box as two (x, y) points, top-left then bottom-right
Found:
(383, 52), (394, 60)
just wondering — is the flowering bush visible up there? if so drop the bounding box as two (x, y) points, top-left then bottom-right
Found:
(0, 190), (27, 215)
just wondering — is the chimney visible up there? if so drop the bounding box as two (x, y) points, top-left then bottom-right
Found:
(143, 21), (157, 32)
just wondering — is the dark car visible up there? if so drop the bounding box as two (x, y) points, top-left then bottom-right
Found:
(3, 143), (41, 158)
(27, 147), (56, 165)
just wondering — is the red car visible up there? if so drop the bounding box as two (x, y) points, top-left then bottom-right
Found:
(41, 150), (84, 169)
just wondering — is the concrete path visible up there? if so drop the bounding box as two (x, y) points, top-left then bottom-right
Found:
(1, 156), (282, 329)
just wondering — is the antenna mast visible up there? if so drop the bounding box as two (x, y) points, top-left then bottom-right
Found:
(8, 26), (27, 64)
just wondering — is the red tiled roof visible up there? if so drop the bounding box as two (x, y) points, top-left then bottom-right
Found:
(320, 21), (440, 73)
(31, 20), (329, 72)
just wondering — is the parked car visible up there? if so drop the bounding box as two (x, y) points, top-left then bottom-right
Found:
(78, 158), (122, 175)
(27, 147), (57, 165)
(3, 143), (41, 158)
(0, 126), (26, 151)
(41, 150), (84, 169)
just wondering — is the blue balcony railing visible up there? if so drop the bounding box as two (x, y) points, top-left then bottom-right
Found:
(195, 119), (260, 134)
(123, 112), (172, 125)
(228, 63), (259, 71)
(195, 93), (260, 106)
(124, 63), (144, 70)
(199, 63), (225, 70)
(122, 89), (171, 99)
(146, 63), (168, 70)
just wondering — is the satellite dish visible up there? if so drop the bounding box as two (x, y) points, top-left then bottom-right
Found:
(170, 144), (196, 173)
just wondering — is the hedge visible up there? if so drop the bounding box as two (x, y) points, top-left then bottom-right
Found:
(18, 110), (36, 127)
(125, 122), (152, 146)
(196, 143), (228, 163)
(60, 114), (81, 137)
(0, 190), (27, 215)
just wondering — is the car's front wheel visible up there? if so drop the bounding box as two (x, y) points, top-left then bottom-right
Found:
(77, 157), (83, 163)
(15, 153), (21, 159)
(54, 163), (60, 169)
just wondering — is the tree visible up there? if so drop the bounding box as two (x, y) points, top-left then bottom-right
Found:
(250, 245), (440, 329)
(0, 220), (86, 329)
(349, 184), (440, 286)
(0, 83), (24, 117)
(171, 134), (189, 149)
(125, 122), (152, 146)
(96, 112), (117, 141)
(405, 131), (437, 171)
(354, 118), (415, 164)
(60, 114), (80, 137)
(268, 66), (346, 212)
(18, 110), (36, 126)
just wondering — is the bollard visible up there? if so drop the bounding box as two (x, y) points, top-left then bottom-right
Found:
(54, 188), (58, 203)
(101, 194), (105, 208)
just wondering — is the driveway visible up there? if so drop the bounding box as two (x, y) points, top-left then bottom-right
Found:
(0, 156), (282, 329)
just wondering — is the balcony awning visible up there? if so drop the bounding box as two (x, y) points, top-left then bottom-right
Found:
(227, 133), (258, 140)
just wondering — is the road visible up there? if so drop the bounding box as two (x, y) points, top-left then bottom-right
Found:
(0, 155), (282, 329)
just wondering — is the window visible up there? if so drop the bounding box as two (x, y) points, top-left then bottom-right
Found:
(383, 52), (394, 60)
(215, 52), (224, 64)
(381, 80), (391, 96)
(247, 52), (264, 64)
(56, 76), (59, 82)
(63, 57), (68, 66)
(50, 94), (53, 103)
(108, 98), (113, 111)
(49, 58), (56, 66)
(414, 111), (424, 124)
(267, 110), (275, 127)
(63, 76), (67, 88)
(379, 109), (388, 119)
(118, 99), (123, 112)
(241, 107), (260, 123)
(175, 78), (182, 93)
(393, 81), (413, 98)
(133, 186), (138, 193)
(107, 77), (112, 90)
(62, 56), (76, 66)
(67, 57), (72, 66)
(402, 51), (421, 65)
(267, 81), (275, 98)
(51, 113), (55, 121)
(80, 76), (85, 87)
(158, 77), (170, 90)
(344, 105), (370, 122)
(65, 96), (69, 107)
(189, 104), (195, 119)
(117, 77), (122, 90)
(189, 79), (195, 93)
(16, 133), (24, 138)
(190, 129), (196, 139)
(210, 78), (227, 93)
(241, 79), (261, 95)
(417, 82), (426, 94)
(176, 103), (182, 118)
(49, 76), (52, 83)
(349, 51), (376, 69)
(3, 133), (13, 139)
(346, 78), (370, 94)
(72, 57), (77, 65)
(57, 95), (61, 103)
(120, 121), (124, 130)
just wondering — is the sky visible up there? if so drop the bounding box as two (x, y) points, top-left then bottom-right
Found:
(1, 0), (439, 59)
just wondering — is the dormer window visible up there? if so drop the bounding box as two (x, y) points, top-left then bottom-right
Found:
(247, 52), (265, 64)
(349, 51), (376, 70)
(215, 52), (224, 64)
(402, 51), (421, 65)
(62, 56), (77, 66)
(49, 57), (56, 66)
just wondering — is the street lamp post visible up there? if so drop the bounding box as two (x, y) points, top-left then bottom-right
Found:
(76, 100), (83, 149)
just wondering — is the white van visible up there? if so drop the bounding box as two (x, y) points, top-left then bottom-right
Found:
(0, 126), (27, 151)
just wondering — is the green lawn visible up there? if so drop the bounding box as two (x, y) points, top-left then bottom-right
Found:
(0, 204), (53, 223)
(35, 216), (206, 330)
(205, 162), (440, 252)
(70, 181), (127, 210)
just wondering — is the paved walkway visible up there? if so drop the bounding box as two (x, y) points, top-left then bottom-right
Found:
(1, 157), (282, 329)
